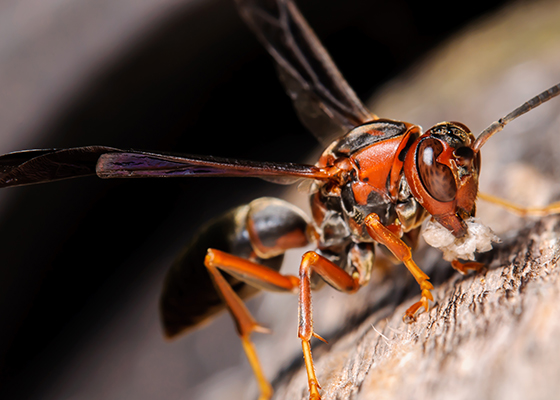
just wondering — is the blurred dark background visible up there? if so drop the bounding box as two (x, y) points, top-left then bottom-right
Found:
(0, 0), (513, 398)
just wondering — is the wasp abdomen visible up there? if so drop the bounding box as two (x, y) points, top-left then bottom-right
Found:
(160, 197), (310, 338)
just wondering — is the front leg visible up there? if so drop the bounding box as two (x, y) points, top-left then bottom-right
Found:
(364, 213), (434, 322)
(451, 259), (486, 275)
(298, 251), (361, 400)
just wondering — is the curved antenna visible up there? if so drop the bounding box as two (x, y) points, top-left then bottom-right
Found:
(473, 83), (560, 153)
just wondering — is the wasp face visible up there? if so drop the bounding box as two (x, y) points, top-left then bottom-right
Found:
(404, 122), (481, 238)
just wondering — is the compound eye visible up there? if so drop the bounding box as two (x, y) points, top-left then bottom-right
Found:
(417, 139), (457, 202)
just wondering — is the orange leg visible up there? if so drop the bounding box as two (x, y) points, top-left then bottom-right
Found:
(364, 213), (434, 322)
(451, 259), (486, 275)
(478, 192), (560, 217)
(297, 251), (361, 400)
(204, 249), (299, 400)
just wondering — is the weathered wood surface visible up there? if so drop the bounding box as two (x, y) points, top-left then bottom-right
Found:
(269, 1), (560, 399)
(274, 219), (560, 400)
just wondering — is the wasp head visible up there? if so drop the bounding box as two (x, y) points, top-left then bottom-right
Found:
(403, 122), (481, 238)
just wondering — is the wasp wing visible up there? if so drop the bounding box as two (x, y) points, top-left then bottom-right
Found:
(0, 147), (330, 188)
(0, 146), (119, 188)
(96, 151), (329, 183)
(235, 0), (376, 145)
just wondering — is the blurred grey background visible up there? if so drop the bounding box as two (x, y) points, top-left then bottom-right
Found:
(0, 0), (537, 399)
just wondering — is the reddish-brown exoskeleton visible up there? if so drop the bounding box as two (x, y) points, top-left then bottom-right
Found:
(0, 0), (559, 399)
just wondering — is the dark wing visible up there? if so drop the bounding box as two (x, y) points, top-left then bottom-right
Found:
(0, 146), (330, 188)
(0, 146), (119, 188)
(96, 150), (330, 183)
(235, 0), (376, 145)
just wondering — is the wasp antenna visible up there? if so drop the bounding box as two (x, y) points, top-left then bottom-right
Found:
(473, 83), (560, 153)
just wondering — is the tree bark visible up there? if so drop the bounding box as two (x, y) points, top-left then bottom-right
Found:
(273, 217), (560, 400)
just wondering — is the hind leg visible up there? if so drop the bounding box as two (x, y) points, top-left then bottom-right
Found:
(202, 197), (312, 399)
(204, 249), (300, 400)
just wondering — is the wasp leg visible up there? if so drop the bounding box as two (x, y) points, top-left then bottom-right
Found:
(298, 251), (361, 400)
(204, 248), (299, 400)
(478, 192), (560, 217)
(364, 213), (434, 322)
(451, 259), (486, 275)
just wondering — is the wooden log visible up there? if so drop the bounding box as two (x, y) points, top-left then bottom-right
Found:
(274, 218), (560, 399)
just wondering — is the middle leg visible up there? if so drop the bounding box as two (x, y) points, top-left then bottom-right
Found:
(297, 251), (361, 400)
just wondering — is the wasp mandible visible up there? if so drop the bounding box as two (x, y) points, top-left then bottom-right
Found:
(0, 0), (559, 399)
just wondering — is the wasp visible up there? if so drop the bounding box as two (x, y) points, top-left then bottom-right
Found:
(0, 0), (559, 399)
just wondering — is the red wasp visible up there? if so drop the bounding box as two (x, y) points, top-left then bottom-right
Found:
(0, 0), (559, 399)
